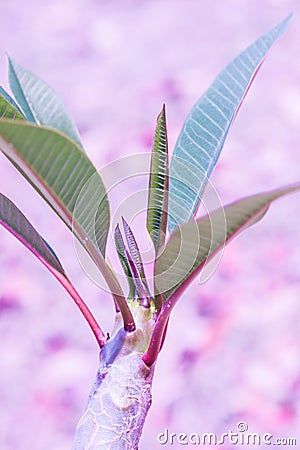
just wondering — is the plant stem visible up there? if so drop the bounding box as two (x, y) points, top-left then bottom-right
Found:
(142, 300), (172, 367)
(72, 307), (155, 449)
(54, 270), (107, 346)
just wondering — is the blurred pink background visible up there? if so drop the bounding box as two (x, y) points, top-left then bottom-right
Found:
(1, 1), (300, 449)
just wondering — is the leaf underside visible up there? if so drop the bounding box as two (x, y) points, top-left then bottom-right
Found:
(156, 184), (300, 303)
(8, 57), (83, 149)
(0, 192), (65, 275)
(168, 14), (292, 232)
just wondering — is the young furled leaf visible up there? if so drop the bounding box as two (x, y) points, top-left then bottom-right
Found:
(114, 224), (136, 300)
(122, 217), (153, 302)
(0, 120), (135, 330)
(147, 104), (169, 253)
(124, 248), (150, 307)
(0, 193), (105, 345)
(168, 14), (292, 232)
(8, 57), (84, 149)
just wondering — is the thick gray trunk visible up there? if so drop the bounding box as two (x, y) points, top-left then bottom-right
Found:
(72, 309), (155, 449)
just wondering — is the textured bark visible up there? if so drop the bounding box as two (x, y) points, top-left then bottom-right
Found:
(72, 310), (155, 449)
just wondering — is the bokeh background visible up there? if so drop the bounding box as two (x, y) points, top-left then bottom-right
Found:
(0, 0), (300, 449)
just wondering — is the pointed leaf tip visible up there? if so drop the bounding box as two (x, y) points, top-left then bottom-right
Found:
(168, 14), (293, 233)
(276, 12), (293, 36)
(8, 56), (84, 149)
(147, 104), (169, 253)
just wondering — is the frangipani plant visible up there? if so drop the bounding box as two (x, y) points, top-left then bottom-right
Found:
(0, 13), (298, 449)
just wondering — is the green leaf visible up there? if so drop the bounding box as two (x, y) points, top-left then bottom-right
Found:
(8, 57), (83, 149)
(122, 217), (153, 302)
(156, 184), (300, 303)
(0, 119), (135, 329)
(124, 247), (150, 304)
(0, 119), (111, 272)
(0, 120), (108, 253)
(147, 105), (169, 253)
(0, 193), (106, 345)
(0, 87), (25, 121)
(122, 217), (147, 281)
(168, 14), (292, 232)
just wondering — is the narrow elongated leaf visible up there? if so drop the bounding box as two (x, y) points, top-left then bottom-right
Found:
(168, 14), (292, 232)
(8, 57), (83, 149)
(144, 183), (300, 365)
(114, 224), (136, 300)
(0, 120), (134, 328)
(122, 217), (153, 301)
(0, 193), (64, 274)
(0, 193), (105, 345)
(156, 184), (300, 302)
(147, 105), (169, 252)
(0, 88), (25, 121)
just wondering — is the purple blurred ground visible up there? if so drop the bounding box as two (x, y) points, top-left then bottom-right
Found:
(0, 1), (300, 449)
